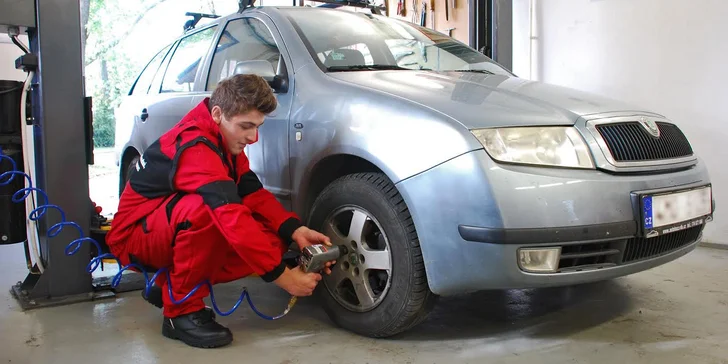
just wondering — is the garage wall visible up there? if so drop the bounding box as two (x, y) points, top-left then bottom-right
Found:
(513, 0), (728, 246)
(0, 37), (27, 82)
(385, 0), (471, 44)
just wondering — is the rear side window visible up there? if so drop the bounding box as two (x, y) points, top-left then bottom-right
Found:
(206, 17), (281, 91)
(131, 44), (171, 95)
(160, 25), (218, 93)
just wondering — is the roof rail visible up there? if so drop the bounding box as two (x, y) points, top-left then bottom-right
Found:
(309, 0), (387, 15)
(183, 12), (220, 32)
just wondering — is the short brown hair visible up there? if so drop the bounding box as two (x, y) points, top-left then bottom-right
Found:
(209, 74), (277, 117)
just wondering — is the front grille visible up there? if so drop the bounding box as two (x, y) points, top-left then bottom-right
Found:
(622, 225), (703, 263)
(595, 122), (693, 162)
(552, 225), (703, 272)
(558, 241), (621, 271)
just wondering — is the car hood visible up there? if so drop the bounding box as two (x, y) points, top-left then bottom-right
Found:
(326, 71), (654, 129)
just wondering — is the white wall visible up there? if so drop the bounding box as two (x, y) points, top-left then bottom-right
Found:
(0, 36), (28, 82)
(513, 0), (728, 245)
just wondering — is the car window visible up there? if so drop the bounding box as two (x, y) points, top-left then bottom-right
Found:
(281, 8), (512, 75)
(160, 25), (218, 93)
(316, 43), (374, 66)
(148, 43), (174, 95)
(131, 44), (171, 96)
(206, 17), (281, 91)
(384, 38), (504, 72)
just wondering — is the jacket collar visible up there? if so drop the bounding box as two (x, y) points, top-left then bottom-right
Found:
(185, 97), (233, 153)
(187, 98), (218, 136)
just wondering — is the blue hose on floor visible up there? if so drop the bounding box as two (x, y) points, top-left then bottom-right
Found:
(0, 147), (294, 320)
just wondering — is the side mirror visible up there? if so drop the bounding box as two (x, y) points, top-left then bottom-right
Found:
(233, 60), (288, 92)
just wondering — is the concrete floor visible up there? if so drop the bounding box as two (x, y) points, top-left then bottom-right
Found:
(1, 243), (727, 364)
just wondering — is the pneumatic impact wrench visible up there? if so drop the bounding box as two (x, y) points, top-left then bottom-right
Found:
(280, 244), (348, 314)
(299, 244), (348, 273)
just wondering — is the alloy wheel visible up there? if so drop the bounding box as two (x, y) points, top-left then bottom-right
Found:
(321, 205), (393, 312)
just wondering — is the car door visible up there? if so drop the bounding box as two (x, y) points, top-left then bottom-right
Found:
(201, 14), (295, 209)
(115, 42), (172, 162)
(137, 24), (221, 151)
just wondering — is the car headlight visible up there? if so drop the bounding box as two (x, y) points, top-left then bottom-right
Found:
(471, 126), (595, 169)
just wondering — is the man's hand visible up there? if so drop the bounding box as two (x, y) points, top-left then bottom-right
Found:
(292, 226), (331, 248)
(273, 266), (322, 297)
(292, 226), (335, 275)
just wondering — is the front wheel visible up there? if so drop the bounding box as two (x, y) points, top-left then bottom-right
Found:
(308, 172), (437, 338)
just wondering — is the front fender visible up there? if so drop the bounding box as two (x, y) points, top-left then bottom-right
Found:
(289, 65), (483, 205)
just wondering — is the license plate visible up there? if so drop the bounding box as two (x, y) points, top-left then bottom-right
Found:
(641, 185), (712, 238)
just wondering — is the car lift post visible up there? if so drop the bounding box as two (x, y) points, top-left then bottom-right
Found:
(1, 0), (110, 309)
(469, 0), (512, 71)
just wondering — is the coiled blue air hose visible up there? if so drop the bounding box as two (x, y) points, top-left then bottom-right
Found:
(0, 147), (295, 320)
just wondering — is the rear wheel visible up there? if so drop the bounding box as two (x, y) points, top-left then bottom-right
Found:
(308, 172), (437, 338)
(120, 154), (139, 196)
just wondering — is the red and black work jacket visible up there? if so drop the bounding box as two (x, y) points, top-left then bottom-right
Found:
(106, 98), (302, 282)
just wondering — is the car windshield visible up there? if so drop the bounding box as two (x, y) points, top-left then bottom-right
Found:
(280, 8), (512, 75)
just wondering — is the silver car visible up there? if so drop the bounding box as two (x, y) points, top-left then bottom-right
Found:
(114, 6), (715, 337)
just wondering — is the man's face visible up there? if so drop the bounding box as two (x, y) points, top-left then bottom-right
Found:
(211, 105), (265, 155)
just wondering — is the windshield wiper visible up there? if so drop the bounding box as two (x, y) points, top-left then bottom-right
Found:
(327, 64), (428, 71)
(447, 69), (495, 74)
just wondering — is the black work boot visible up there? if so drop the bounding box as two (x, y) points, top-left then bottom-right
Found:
(142, 285), (164, 308)
(142, 286), (216, 319)
(162, 308), (233, 348)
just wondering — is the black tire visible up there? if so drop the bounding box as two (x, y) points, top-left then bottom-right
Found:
(307, 172), (438, 338)
(121, 155), (139, 196)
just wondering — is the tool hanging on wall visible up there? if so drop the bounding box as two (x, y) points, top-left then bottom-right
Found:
(445, 0), (449, 21)
(420, 0), (426, 26)
(397, 0), (406, 16)
(411, 0), (417, 23)
(430, 0), (435, 29)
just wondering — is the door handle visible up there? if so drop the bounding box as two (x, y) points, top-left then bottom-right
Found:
(140, 108), (149, 121)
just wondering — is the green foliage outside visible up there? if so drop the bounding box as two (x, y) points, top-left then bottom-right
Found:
(85, 0), (171, 147)
(83, 0), (224, 148)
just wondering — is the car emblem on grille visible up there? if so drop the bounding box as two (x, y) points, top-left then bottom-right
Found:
(639, 117), (661, 138)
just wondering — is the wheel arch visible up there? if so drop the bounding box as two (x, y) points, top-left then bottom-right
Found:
(298, 153), (387, 224)
(297, 152), (438, 292)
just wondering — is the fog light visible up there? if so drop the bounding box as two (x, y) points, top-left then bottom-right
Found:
(518, 247), (561, 273)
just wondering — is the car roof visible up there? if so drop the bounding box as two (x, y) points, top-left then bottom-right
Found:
(185, 5), (379, 29)
(173, 5), (385, 50)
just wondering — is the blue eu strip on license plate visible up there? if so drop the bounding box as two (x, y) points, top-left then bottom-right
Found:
(641, 185), (713, 237)
(643, 196), (653, 229)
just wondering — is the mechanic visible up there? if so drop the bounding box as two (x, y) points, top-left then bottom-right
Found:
(105, 73), (332, 349)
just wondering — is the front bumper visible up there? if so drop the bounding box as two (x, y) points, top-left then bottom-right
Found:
(395, 149), (713, 296)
